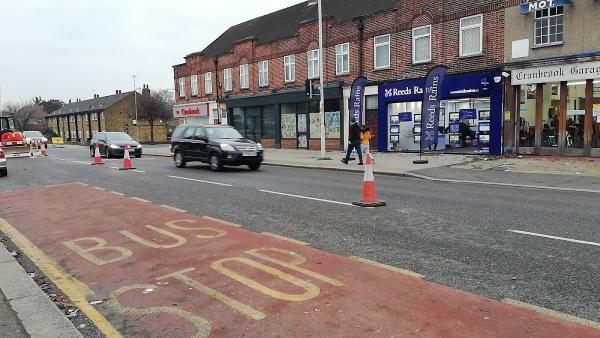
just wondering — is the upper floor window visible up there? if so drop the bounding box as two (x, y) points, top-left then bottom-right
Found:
(307, 49), (320, 79)
(535, 7), (563, 46)
(460, 15), (483, 57)
(178, 78), (186, 98)
(240, 64), (249, 89)
(374, 34), (390, 69)
(223, 68), (232, 92)
(284, 55), (295, 83)
(258, 61), (269, 87)
(191, 75), (199, 96)
(335, 43), (350, 75)
(69, 115), (75, 123)
(412, 26), (431, 64)
(204, 72), (213, 94)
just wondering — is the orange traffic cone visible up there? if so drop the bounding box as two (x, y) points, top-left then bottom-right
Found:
(353, 153), (386, 207)
(119, 144), (136, 170)
(91, 143), (104, 165)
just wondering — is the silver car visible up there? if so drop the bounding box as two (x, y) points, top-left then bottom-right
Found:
(0, 148), (7, 177)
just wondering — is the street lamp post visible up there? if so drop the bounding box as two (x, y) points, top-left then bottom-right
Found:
(317, 0), (326, 158)
(133, 75), (139, 142)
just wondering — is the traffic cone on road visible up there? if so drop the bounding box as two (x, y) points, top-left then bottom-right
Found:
(353, 153), (386, 208)
(91, 144), (104, 165)
(119, 145), (136, 170)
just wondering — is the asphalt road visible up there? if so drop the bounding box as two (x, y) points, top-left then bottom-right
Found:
(1, 146), (599, 323)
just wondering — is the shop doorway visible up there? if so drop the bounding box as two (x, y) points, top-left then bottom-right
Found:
(244, 108), (261, 143)
(297, 113), (308, 149)
(365, 110), (379, 151)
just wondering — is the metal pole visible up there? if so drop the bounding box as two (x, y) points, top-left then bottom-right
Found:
(318, 0), (326, 158)
(133, 75), (139, 141)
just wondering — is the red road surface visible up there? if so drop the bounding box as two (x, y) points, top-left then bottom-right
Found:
(0, 184), (597, 337)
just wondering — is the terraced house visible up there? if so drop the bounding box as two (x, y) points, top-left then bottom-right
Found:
(174, 0), (507, 154)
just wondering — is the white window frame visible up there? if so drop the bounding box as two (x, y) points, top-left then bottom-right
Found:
(335, 43), (350, 75)
(534, 7), (564, 46)
(240, 64), (249, 89)
(204, 72), (213, 94)
(179, 78), (186, 98)
(223, 68), (232, 92)
(69, 115), (75, 123)
(258, 60), (269, 87)
(284, 55), (296, 83)
(307, 49), (320, 80)
(191, 75), (199, 96)
(374, 34), (391, 69)
(412, 25), (432, 64)
(459, 14), (483, 57)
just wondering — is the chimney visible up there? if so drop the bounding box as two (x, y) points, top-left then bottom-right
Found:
(116, 90), (121, 94)
(142, 84), (150, 97)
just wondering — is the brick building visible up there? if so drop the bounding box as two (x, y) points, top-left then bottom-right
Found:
(503, 0), (600, 157)
(46, 87), (168, 144)
(174, 0), (506, 154)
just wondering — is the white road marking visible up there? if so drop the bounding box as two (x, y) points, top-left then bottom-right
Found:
(72, 160), (90, 165)
(349, 256), (424, 279)
(129, 169), (144, 173)
(166, 175), (233, 187)
(160, 205), (187, 213)
(109, 191), (125, 196)
(201, 216), (242, 228)
(92, 187), (105, 191)
(508, 229), (600, 248)
(502, 299), (600, 330)
(259, 190), (354, 207)
(130, 197), (150, 203)
(110, 167), (119, 169)
(261, 232), (308, 246)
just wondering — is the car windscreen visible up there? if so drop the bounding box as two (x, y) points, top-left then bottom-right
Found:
(105, 133), (133, 142)
(24, 131), (44, 137)
(205, 127), (243, 139)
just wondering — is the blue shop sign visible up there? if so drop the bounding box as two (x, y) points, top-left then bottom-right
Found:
(460, 109), (477, 119)
(520, 0), (573, 14)
(399, 112), (413, 122)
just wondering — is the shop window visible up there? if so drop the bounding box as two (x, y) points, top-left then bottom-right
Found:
(567, 82), (586, 149)
(281, 103), (297, 139)
(240, 64), (249, 89)
(374, 34), (390, 69)
(204, 73), (212, 94)
(284, 55), (295, 83)
(335, 43), (350, 75)
(258, 61), (269, 87)
(191, 75), (199, 96)
(179, 78), (186, 98)
(366, 96), (378, 110)
(223, 68), (232, 92)
(412, 26), (431, 64)
(519, 84), (538, 147)
(307, 50), (319, 80)
(231, 108), (245, 135)
(460, 15), (482, 57)
(535, 7), (563, 46)
(261, 106), (276, 139)
(245, 107), (260, 142)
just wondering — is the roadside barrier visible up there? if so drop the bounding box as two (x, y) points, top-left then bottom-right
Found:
(119, 145), (136, 170)
(353, 153), (386, 208)
(91, 144), (104, 165)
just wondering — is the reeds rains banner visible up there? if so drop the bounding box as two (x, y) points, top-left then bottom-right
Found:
(350, 77), (367, 125)
(420, 66), (448, 151)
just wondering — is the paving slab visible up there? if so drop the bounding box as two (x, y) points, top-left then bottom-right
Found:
(0, 183), (598, 337)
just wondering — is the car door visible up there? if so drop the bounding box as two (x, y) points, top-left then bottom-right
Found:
(179, 127), (196, 159)
(97, 133), (108, 155)
(194, 127), (210, 161)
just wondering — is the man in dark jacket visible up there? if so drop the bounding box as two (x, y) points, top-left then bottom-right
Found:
(341, 118), (363, 165)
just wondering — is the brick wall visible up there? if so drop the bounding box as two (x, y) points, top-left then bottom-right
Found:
(281, 139), (297, 149)
(174, 0), (505, 107)
(309, 139), (342, 151)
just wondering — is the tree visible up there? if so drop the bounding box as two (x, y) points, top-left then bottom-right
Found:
(11, 104), (46, 131)
(40, 99), (64, 114)
(139, 89), (173, 144)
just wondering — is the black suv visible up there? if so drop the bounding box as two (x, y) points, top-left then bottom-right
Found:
(171, 125), (263, 171)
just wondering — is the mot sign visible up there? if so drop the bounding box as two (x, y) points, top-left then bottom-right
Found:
(520, 0), (573, 14)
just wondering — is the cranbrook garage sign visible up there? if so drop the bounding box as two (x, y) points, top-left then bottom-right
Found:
(512, 61), (600, 85)
(173, 103), (210, 119)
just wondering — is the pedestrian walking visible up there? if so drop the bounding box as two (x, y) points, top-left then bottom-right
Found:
(342, 118), (363, 165)
(360, 125), (371, 157)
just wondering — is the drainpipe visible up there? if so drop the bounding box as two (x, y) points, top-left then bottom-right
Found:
(357, 18), (364, 77)
(214, 58), (221, 124)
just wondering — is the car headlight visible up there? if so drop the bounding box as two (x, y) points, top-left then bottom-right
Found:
(256, 143), (263, 151)
(110, 144), (120, 149)
(220, 144), (236, 152)
(137, 144), (142, 149)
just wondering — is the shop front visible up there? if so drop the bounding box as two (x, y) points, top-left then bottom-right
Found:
(377, 70), (504, 155)
(511, 60), (600, 157)
(172, 101), (218, 125)
(225, 84), (344, 150)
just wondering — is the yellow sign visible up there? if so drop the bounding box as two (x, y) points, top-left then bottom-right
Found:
(51, 137), (64, 144)
(504, 111), (512, 122)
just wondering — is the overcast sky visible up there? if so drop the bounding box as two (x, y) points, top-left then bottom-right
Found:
(0, 0), (300, 106)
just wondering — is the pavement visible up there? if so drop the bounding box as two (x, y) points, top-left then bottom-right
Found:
(0, 147), (599, 337)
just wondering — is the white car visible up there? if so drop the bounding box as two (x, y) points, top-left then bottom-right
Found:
(0, 148), (7, 177)
(23, 131), (48, 146)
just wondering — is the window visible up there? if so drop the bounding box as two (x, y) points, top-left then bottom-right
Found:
(69, 116), (75, 123)
(374, 34), (390, 69)
(335, 43), (350, 75)
(223, 68), (232, 91)
(258, 61), (269, 87)
(179, 78), (186, 98)
(460, 15), (483, 57)
(412, 26), (431, 63)
(284, 55), (295, 83)
(204, 72), (212, 94)
(191, 75), (198, 96)
(240, 64), (249, 89)
(535, 7), (564, 46)
(91, 113), (97, 121)
(307, 49), (319, 79)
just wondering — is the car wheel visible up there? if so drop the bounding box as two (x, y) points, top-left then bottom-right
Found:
(248, 163), (261, 171)
(174, 152), (186, 168)
(135, 154), (142, 159)
(0, 168), (6, 177)
(209, 154), (223, 172)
